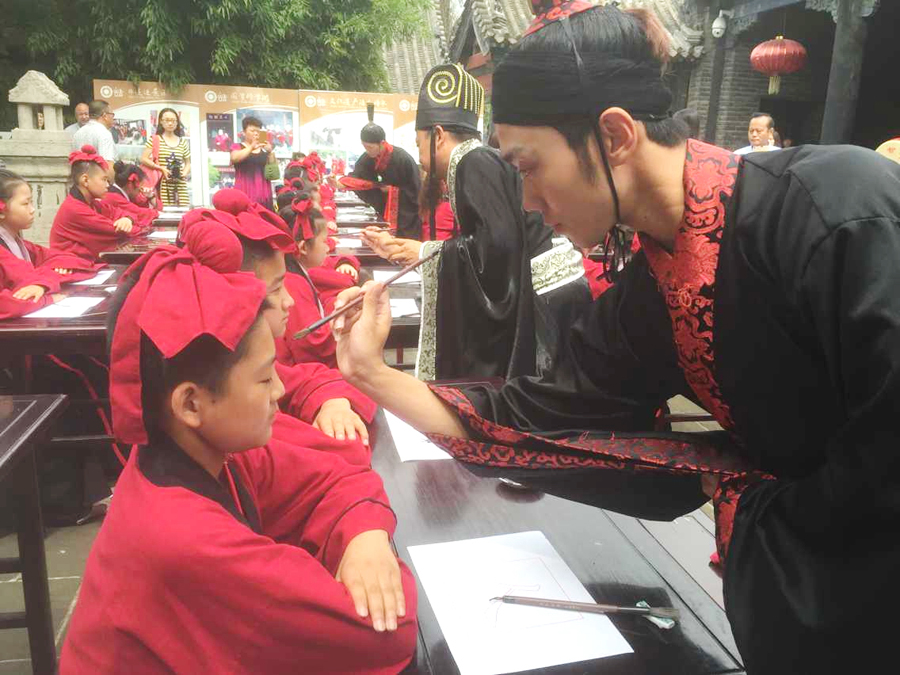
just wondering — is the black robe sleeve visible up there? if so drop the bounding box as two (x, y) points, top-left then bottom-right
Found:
(433, 148), (544, 379)
(724, 214), (900, 673)
(346, 154), (386, 215)
(391, 149), (423, 240)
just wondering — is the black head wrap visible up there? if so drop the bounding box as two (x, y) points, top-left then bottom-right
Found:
(416, 63), (484, 133)
(360, 102), (386, 144)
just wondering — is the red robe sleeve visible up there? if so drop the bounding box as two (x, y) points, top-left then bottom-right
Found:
(0, 252), (54, 319)
(99, 191), (159, 231)
(275, 361), (377, 426)
(271, 410), (371, 470)
(282, 271), (339, 368)
(21, 241), (106, 287)
(50, 194), (143, 261)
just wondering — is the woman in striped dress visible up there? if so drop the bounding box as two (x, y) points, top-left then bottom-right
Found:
(141, 108), (191, 207)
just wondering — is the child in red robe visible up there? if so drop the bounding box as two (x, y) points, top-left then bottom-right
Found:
(201, 189), (375, 453)
(0, 169), (103, 318)
(99, 161), (160, 230)
(50, 145), (150, 261)
(60, 224), (417, 674)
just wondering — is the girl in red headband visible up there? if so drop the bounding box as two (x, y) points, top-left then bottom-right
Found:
(50, 145), (150, 260)
(60, 228), (416, 673)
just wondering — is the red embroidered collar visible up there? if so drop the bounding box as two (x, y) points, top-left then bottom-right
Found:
(374, 142), (394, 173)
(640, 140), (741, 430)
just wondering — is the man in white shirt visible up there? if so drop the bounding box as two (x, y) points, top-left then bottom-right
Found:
(735, 112), (781, 155)
(73, 100), (117, 179)
(64, 102), (90, 137)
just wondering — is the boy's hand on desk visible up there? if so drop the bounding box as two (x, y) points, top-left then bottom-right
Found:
(337, 529), (405, 632)
(335, 263), (359, 281)
(12, 285), (46, 302)
(113, 217), (134, 233)
(333, 281), (391, 382)
(314, 398), (369, 445)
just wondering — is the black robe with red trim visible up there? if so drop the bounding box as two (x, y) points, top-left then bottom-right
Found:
(344, 146), (421, 240)
(425, 141), (900, 673)
(60, 434), (417, 674)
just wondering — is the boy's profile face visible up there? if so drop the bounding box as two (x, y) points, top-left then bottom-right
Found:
(252, 252), (294, 339)
(301, 223), (330, 270)
(196, 320), (283, 453)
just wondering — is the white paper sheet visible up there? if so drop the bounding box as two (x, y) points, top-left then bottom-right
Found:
(408, 531), (633, 675)
(384, 411), (451, 462)
(335, 238), (364, 248)
(373, 269), (421, 285)
(24, 296), (105, 319)
(390, 298), (420, 318)
(71, 269), (115, 286)
(147, 230), (178, 241)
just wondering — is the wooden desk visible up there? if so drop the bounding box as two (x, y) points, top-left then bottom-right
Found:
(334, 246), (384, 267)
(371, 415), (745, 675)
(0, 395), (68, 675)
(0, 266), (125, 358)
(98, 229), (177, 265)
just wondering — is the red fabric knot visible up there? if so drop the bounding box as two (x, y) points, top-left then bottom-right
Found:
(212, 188), (253, 215)
(181, 220), (244, 273)
(291, 198), (315, 240)
(69, 145), (109, 172)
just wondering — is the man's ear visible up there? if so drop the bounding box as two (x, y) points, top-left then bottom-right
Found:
(169, 382), (205, 430)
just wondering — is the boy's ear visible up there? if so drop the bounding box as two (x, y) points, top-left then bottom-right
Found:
(297, 239), (309, 256)
(169, 382), (205, 430)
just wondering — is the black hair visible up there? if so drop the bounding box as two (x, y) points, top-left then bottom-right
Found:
(242, 116), (263, 131)
(0, 168), (27, 204)
(113, 161), (146, 188)
(70, 160), (105, 185)
(673, 108), (700, 139)
(89, 100), (110, 119)
(750, 112), (775, 129)
(155, 108), (185, 137)
(238, 235), (278, 270)
(106, 264), (265, 443)
(283, 164), (305, 183)
(291, 151), (307, 161)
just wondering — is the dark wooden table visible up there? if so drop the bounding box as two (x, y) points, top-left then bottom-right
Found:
(0, 395), (69, 675)
(371, 414), (745, 675)
(0, 266), (125, 358)
(98, 228), (177, 266)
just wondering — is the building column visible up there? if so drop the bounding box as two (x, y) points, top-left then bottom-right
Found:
(17, 104), (34, 130)
(820, 0), (868, 144)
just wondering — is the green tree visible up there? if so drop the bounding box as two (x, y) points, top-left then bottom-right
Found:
(1, 0), (430, 128)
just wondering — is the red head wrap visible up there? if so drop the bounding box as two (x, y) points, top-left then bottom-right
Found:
(208, 189), (297, 250)
(291, 198), (316, 241)
(109, 221), (266, 444)
(525, 0), (595, 36)
(68, 144), (109, 172)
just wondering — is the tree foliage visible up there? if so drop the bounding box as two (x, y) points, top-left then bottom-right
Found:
(1, 0), (431, 128)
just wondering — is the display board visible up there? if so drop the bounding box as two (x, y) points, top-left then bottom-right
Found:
(94, 80), (417, 206)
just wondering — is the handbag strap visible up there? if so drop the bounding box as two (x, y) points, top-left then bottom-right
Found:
(152, 134), (160, 163)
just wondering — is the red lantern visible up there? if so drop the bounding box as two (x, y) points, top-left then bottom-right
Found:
(750, 35), (807, 95)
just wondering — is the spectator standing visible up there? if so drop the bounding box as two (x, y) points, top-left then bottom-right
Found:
(735, 112), (780, 155)
(230, 116), (275, 210)
(64, 103), (90, 137)
(72, 101), (117, 179)
(140, 108), (191, 207)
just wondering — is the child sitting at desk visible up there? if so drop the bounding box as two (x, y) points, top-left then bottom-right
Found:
(60, 227), (417, 673)
(99, 161), (159, 231)
(277, 196), (360, 371)
(200, 189), (375, 453)
(0, 169), (101, 318)
(50, 145), (150, 261)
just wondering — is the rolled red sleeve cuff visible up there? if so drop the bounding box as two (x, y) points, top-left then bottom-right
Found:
(321, 499), (397, 575)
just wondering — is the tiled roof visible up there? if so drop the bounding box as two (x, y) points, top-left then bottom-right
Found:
(452, 0), (705, 60)
(384, 5), (447, 94)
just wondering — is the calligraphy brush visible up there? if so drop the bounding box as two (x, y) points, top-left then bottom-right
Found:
(293, 248), (438, 340)
(490, 596), (680, 620)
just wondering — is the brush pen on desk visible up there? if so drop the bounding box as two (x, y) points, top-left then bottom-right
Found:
(491, 596), (680, 620)
(293, 248), (439, 340)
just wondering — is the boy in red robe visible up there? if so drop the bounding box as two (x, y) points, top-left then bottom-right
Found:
(50, 146), (150, 261)
(198, 189), (375, 452)
(99, 161), (160, 230)
(60, 223), (417, 674)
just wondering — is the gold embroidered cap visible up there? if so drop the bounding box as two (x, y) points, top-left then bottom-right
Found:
(416, 63), (484, 133)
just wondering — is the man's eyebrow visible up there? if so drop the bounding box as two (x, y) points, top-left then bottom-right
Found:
(501, 146), (524, 164)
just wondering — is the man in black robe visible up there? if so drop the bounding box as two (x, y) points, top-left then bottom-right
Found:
(339, 104), (421, 240)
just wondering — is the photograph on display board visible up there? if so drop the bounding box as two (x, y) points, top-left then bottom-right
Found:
(207, 113), (234, 154)
(301, 109), (394, 171)
(113, 119), (148, 146)
(235, 108), (296, 157)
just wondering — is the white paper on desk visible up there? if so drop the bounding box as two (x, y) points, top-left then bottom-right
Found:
(374, 269), (421, 285)
(147, 230), (178, 241)
(384, 411), (451, 462)
(24, 296), (104, 319)
(335, 238), (364, 249)
(71, 269), (115, 286)
(408, 531), (633, 675)
(390, 298), (420, 318)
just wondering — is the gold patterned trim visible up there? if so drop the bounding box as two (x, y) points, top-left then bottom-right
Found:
(415, 240), (444, 381)
(531, 238), (585, 296)
(447, 139), (483, 219)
